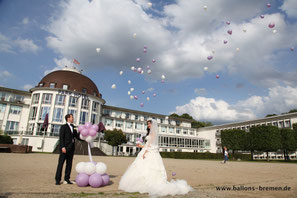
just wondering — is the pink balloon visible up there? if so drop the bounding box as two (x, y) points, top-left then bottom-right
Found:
(223, 40), (228, 44)
(267, 3), (271, 8)
(227, 30), (232, 35)
(153, 93), (157, 97)
(216, 75), (220, 79)
(226, 21), (230, 25)
(260, 14), (264, 19)
(142, 91), (145, 94)
(140, 103), (144, 107)
(85, 122), (92, 129)
(101, 174), (110, 186)
(89, 129), (97, 137)
(161, 79), (165, 83)
(81, 128), (89, 136)
(78, 125), (85, 132)
(290, 47), (294, 51)
(91, 124), (99, 132)
(134, 95), (138, 100)
(152, 59), (156, 63)
(172, 172), (176, 176)
(207, 56), (213, 60)
(144, 45), (148, 49)
(268, 23), (275, 28)
(89, 173), (103, 188)
(136, 58), (140, 62)
(143, 49), (147, 53)
(76, 173), (89, 187)
(146, 65), (150, 69)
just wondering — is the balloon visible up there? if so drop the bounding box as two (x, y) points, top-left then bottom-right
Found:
(223, 40), (228, 44)
(172, 172), (176, 176)
(203, 5), (207, 10)
(85, 162), (96, 175)
(130, 88), (134, 92)
(260, 14), (264, 19)
(142, 91), (145, 94)
(80, 134), (86, 140)
(89, 173), (103, 188)
(130, 95), (134, 99)
(81, 128), (89, 136)
(91, 124), (99, 132)
(137, 67), (142, 73)
(204, 67), (208, 71)
(243, 29), (247, 32)
(101, 173), (110, 186)
(76, 173), (89, 187)
(161, 75), (166, 80)
(207, 56), (213, 60)
(161, 79), (165, 83)
(90, 161), (97, 165)
(290, 47), (294, 51)
(267, 3), (271, 8)
(212, 49), (215, 54)
(133, 33), (137, 38)
(85, 136), (93, 143)
(146, 65), (150, 69)
(146, 97), (150, 101)
(78, 125), (85, 132)
(226, 21), (230, 25)
(141, 70), (144, 74)
(272, 29), (277, 34)
(85, 122), (92, 129)
(131, 66), (135, 71)
(152, 59), (156, 63)
(147, 69), (152, 74)
(128, 91), (131, 95)
(96, 48), (101, 53)
(153, 93), (157, 97)
(147, 2), (152, 8)
(236, 48), (240, 52)
(140, 103), (144, 107)
(144, 45), (148, 49)
(111, 84), (116, 89)
(143, 49), (147, 53)
(134, 95), (138, 100)
(268, 23), (275, 28)
(89, 129), (97, 137)
(119, 71), (123, 75)
(216, 75), (220, 79)
(96, 162), (107, 174)
(136, 58), (140, 62)
(75, 162), (86, 173)
(128, 80), (131, 84)
(227, 30), (232, 35)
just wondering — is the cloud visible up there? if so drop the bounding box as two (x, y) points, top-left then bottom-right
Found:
(15, 38), (39, 53)
(174, 85), (297, 124)
(22, 84), (34, 90)
(0, 70), (12, 77)
(22, 17), (29, 25)
(280, 0), (297, 19)
(0, 33), (15, 53)
(194, 88), (206, 95)
(44, 57), (73, 75)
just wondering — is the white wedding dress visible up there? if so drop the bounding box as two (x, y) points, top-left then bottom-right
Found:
(118, 120), (193, 197)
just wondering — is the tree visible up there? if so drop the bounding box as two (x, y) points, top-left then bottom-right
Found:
(169, 113), (180, 118)
(221, 129), (246, 159)
(0, 134), (13, 144)
(169, 113), (213, 129)
(288, 109), (297, 113)
(280, 128), (296, 161)
(250, 126), (281, 161)
(243, 131), (256, 160)
(265, 114), (277, 117)
(180, 113), (193, 120)
(104, 129), (127, 155)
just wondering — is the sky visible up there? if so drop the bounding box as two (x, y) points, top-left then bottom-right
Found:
(0, 0), (297, 124)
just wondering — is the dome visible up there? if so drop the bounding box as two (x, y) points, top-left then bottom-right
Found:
(36, 68), (101, 98)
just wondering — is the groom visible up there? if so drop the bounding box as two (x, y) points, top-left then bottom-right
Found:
(55, 114), (81, 185)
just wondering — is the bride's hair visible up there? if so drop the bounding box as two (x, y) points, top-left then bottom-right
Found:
(143, 120), (152, 142)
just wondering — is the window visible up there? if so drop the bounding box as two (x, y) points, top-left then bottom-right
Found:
(50, 83), (56, 88)
(51, 125), (61, 136)
(126, 122), (133, 129)
(103, 109), (110, 116)
(82, 88), (87, 93)
(135, 114), (139, 120)
(79, 111), (88, 124)
(92, 102), (99, 112)
(21, 138), (29, 145)
(9, 105), (22, 115)
(183, 129), (188, 135)
(32, 94), (40, 104)
(161, 126), (167, 133)
(69, 96), (78, 107)
(169, 127), (174, 133)
(39, 106), (50, 120)
(42, 93), (52, 104)
(176, 128), (181, 134)
(29, 106), (38, 120)
(105, 119), (112, 127)
(116, 120), (123, 128)
(63, 84), (69, 90)
(6, 121), (19, 131)
(39, 83), (44, 87)
(53, 108), (64, 122)
(0, 104), (6, 113)
(135, 123), (142, 130)
(68, 109), (77, 120)
(81, 98), (89, 110)
(91, 113), (97, 124)
(36, 123), (43, 133)
(190, 130), (194, 136)
(55, 95), (66, 106)
(27, 123), (35, 132)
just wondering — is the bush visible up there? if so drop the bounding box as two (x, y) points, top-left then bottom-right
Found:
(0, 135), (13, 144)
(160, 152), (251, 161)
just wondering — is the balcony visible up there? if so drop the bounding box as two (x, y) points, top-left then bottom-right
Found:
(215, 132), (221, 137)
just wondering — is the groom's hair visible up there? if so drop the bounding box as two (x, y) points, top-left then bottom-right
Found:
(65, 114), (73, 122)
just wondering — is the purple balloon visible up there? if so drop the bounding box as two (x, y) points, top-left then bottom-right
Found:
(101, 174), (110, 186)
(223, 40), (228, 44)
(140, 103), (144, 107)
(268, 23), (275, 28)
(267, 3), (271, 8)
(144, 45), (147, 49)
(136, 58), (140, 62)
(85, 122), (92, 129)
(153, 93), (157, 97)
(143, 49), (147, 53)
(78, 125), (85, 132)
(91, 161), (97, 165)
(91, 124), (99, 132)
(290, 47), (294, 51)
(227, 30), (232, 35)
(161, 79), (165, 83)
(89, 173), (103, 188)
(142, 91), (145, 94)
(152, 59), (156, 63)
(134, 95), (138, 100)
(172, 172), (176, 176)
(133, 68), (137, 72)
(89, 129), (97, 137)
(226, 21), (230, 25)
(76, 173), (89, 187)
(81, 128), (89, 136)
(207, 56), (213, 60)
(260, 14), (264, 19)
(146, 65), (150, 69)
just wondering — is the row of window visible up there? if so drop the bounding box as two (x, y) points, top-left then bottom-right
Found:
(32, 93), (99, 111)
(0, 104), (22, 115)
(0, 92), (24, 103)
(38, 83), (97, 96)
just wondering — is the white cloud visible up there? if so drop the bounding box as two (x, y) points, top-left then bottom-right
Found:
(194, 88), (206, 95)
(0, 33), (39, 53)
(44, 57), (73, 75)
(174, 85), (297, 124)
(15, 38), (39, 53)
(280, 0), (297, 19)
(0, 33), (15, 53)
(0, 70), (12, 77)
(22, 84), (34, 90)
(22, 17), (29, 25)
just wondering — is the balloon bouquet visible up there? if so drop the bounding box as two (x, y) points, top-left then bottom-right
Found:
(75, 122), (110, 188)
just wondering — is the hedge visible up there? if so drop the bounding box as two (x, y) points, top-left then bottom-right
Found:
(160, 152), (251, 161)
(0, 135), (13, 144)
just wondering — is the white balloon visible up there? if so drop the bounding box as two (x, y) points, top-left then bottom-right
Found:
(85, 162), (96, 175)
(128, 91), (131, 95)
(111, 84), (116, 89)
(212, 49), (215, 54)
(96, 48), (101, 53)
(128, 80), (131, 84)
(119, 71), (123, 75)
(133, 33), (137, 37)
(75, 162), (86, 174)
(130, 88), (134, 92)
(146, 97), (150, 101)
(141, 70), (144, 74)
(243, 29), (247, 32)
(203, 5), (207, 10)
(161, 75), (166, 80)
(137, 67), (142, 72)
(147, 2), (152, 8)
(96, 162), (107, 174)
(204, 67), (208, 71)
(131, 66), (135, 71)
(147, 69), (152, 74)
(236, 48), (240, 52)
(130, 95), (134, 99)
(85, 136), (93, 142)
(272, 29), (277, 34)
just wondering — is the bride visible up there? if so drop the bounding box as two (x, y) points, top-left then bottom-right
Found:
(118, 119), (193, 197)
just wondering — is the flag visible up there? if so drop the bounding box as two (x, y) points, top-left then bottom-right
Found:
(73, 58), (80, 65)
(42, 113), (49, 131)
(98, 122), (106, 132)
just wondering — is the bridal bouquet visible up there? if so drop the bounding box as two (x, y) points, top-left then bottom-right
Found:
(136, 137), (145, 147)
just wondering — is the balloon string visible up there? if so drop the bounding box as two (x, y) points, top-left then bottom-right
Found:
(88, 143), (93, 162)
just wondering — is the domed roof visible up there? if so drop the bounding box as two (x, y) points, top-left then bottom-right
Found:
(36, 68), (101, 98)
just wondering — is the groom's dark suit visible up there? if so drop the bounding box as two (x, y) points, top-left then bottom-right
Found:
(55, 123), (81, 183)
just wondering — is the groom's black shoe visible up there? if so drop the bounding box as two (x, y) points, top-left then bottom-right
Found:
(55, 181), (61, 185)
(65, 180), (73, 184)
